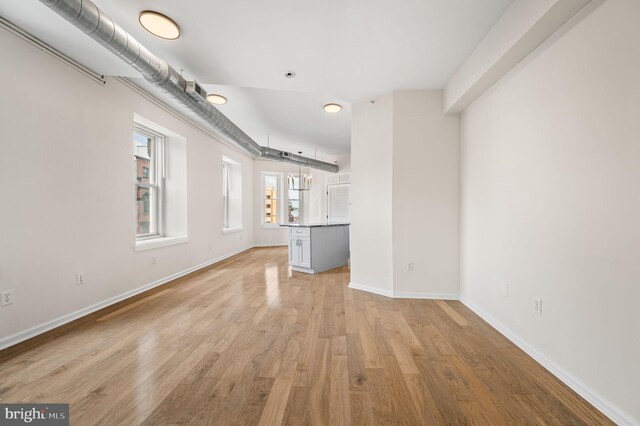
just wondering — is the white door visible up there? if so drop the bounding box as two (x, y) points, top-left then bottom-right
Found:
(299, 237), (311, 268)
(328, 184), (350, 224)
(289, 236), (300, 266)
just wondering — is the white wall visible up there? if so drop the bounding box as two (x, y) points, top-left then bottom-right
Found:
(0, 29), (254, 347)
(350, 93), (395, 294)
(350, 91), (459, 298)
(393, 91), (459, 297)
(444, 0), (591, 113)
(460, 0), (640, 423)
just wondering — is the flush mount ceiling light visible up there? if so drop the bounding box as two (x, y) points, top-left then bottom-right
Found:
(323, 103), (342, 113)
(207, 94), (228, 105)
(139, 11), (180, 40)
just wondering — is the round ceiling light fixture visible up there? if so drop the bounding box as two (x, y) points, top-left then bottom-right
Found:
(323, 103), (342, 113)
(207, 94), (228, 105)
(139, 11), (180, 40)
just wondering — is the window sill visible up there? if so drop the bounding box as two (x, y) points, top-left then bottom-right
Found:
(222, 227), (243, 235)
(135, 236), (189, 252)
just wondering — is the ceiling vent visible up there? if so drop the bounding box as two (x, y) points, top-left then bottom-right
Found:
(185, 81), (208, 102)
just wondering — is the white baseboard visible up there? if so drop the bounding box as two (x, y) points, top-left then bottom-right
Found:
(0, 246), (255, 351)
(252, 243), (288, 248)
(348, 282), (395, 297)
(460, 297), (637, 426)
(392, 290), (458, 300)
(291, 266), (315, 274)
(348, 282), (457, 300)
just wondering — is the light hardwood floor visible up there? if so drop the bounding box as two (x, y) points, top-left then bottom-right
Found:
(0, 247), (612, 425)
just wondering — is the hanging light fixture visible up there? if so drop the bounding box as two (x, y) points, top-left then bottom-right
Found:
(288, 152), (312, 191)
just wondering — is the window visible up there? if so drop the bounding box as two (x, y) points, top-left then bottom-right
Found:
(135, 125), (164, 239)
(288, 175), (301, 224)
(263, 173), (280, 226)
(222, 161), (230, 229)
(142, 192), (150, 215)
(133, 115), (188, 252)
(222, 156), (242, 233)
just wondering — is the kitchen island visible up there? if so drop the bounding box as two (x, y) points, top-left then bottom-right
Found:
(281, 224), (350, 274)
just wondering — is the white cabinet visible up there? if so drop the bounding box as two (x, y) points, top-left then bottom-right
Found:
(327, 174), (351, 224)
(326, 173), (351, 185)
(299, 237), (311, 268)
(285, 225), (349, 274)
(289, 235), (311, 268)
(328, 184), (350, 224)
(289, 236), (300, 265)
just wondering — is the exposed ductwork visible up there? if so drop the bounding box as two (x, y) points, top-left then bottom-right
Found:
(260, 148), (338, 174)
(39, 0), (339, 173)
(260, 147), (331, 169)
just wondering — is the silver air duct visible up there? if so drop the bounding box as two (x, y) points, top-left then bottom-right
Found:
(39, 0), (339, 173)
(260, 147), (331, 169)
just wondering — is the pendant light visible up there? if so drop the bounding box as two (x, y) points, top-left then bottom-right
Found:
(288, 151), (312, 191)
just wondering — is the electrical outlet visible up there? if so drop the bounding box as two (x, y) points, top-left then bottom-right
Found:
(76, 273), (86, 286)
(152, 256), (158, 265)
(1, 290), (14, 307)
(501, 283), (508, 297)
(533, 298), (543, 315)
(407, 262), (414, 272)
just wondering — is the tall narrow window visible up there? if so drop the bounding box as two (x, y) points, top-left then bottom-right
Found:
(263, 173), (280, 226)
(222, 156), (243, 232)
(133, 114), (188, 252)
(222, 161), (230, 229)
(135, 125), (164, 238)
(288, 175), (301, 224)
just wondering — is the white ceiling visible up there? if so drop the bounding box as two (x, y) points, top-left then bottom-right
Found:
(0, 0), (514, 155)
(133, 78), (352, 156)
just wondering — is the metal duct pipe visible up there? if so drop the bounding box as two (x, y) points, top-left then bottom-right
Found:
(261, 147), (338, 172)
(39, 0), (339, 173)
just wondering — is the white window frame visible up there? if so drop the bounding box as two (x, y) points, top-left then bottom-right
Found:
(222, 161), (230, 229)
(222, 156), (243, 234)
(135, 124), (165, 241)
(262, 172), (281, 228)
(287, 174), (302, 224)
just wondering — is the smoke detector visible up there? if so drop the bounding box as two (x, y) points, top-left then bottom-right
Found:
(284, 71), (296, 79)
